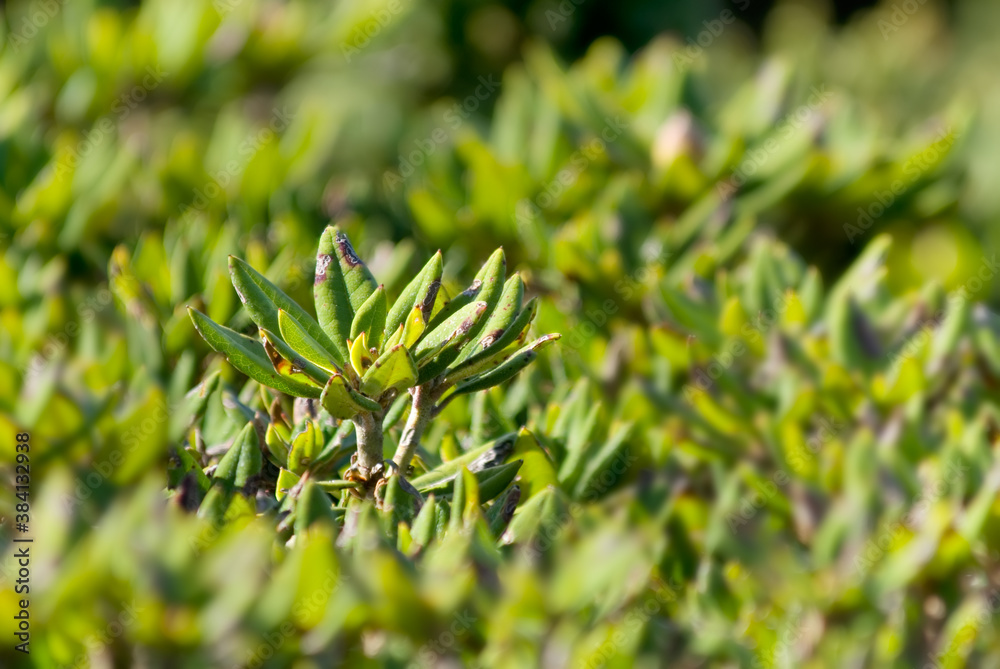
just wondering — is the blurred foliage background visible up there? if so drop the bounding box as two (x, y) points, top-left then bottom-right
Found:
(3, 0), (1000, 666)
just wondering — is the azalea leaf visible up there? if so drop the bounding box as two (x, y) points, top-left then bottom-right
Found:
(315, 226), (375, 363)
(214, 422), (262, 488)
(320, 372), (381, 419)
(288, 420), (322, 474)
(229, 256), (342, 365)
(401, 305), (426, 349)
(351, 285), (388, 350)
(415, 301), (490, 384)
(188, 308), (322, 398)
(259, 328), (330, 386)
(349, 331), (375, 377)
(414, 301), (489, 360)
(360, 344), (418, 398)
(445, 298), (537, 384)
(451, 334), (561, 396)
(275, 468), (301, 502)
(385, 251), (443, 341)
(456, 273), (523, 363)
(277, 309), (342, 374)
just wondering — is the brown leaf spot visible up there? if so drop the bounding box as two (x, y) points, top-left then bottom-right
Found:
(315, 254), (332, 284)
(336, 234), (361, 267)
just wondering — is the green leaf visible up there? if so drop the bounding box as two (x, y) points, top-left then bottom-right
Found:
(825, 235), (891, 371)
(415, 458), (522, 500)
(277, 309), (342, 375)
(360, 344), (418, 398)
(928, 294), (971, 371)
(409, 494), (438, 554)
(417, 250), (507, 380)
(264, 423), (290, 467)
(315, 479), (365, 492)
(401, 305), (426, 349)
(500, 485), (570, 547)
(313, 226), (366, 364)
(259, 328), (330, 386)
(320, 372), (382, 419)
(294, 481), (339, 534)
(451, 334), (561, 396)
(275, 467), (301, 502)
(423, 247), (504, 333)
(449, 467), (479, 532)
(475, 246), (507, 292)
(288, 420), (322, 474)
(410, 433), (518, 490)
(425, 280), (482, 332)
(314, 226), (376, 363)
(486, 484), (521, 539)
(463, 248), (507, 341)
(413, 301), (489, 383)
(572, 423), (634, 500)
(385, 251), (443, 342)
(170, 444), (212, 497)
(477, 459), (523, 503)
(214, 423), (262, 488)
(188, 308), (322, 398)
(197, 485), (232, 525)
(169, 370), (221, 442)
(351, 285), (388, 350)
(349, 331), (375, 377)
(229, 256), (343, 365)
(414, 301), (488, 359)
(506, 427), (557, 500)
(456, 274), (523, 362)
(445, 297), (538, 383)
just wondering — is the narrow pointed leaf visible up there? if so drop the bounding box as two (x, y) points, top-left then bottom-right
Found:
(409, 494), (438, 553)
(457, 274), (523, 363)
(446, 298), (538, 383)
(415, 458), (522, 499)
(259, 328), (329, 386)
(415, 300), (489, 360)
(385, 251), (443, 340)
(294, 481), (339, 534)
(466, 247), (506, 325)
(572, 423), (634, 500)
(229, 256), (342, 365)
(288, 420), (322, 474)
(214, 423), (262, 488)
(265, 423), (290, 467)
(278, 309), (342, 375)
(351, 285), (388, 350)
(486, 484), (521, 539)
(426, 279), (482, 332)
(477, 459), (523, 503)
(328, 226), (378, 311)
(314, 226), (361, 362)
(449, 467), (478, 532)
(501, 485), (570, 547)
(452, 334), (561, 395)
(315, 479), (365, 491)
(383, 323), (404, 351)
(188, 308), (321, 398)
(416, 303), (492, 384)
(410, 433), (518, 491)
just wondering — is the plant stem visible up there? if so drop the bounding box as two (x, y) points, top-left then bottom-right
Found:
(393, 385), (436, 473)
(354, 410), (384, 475)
